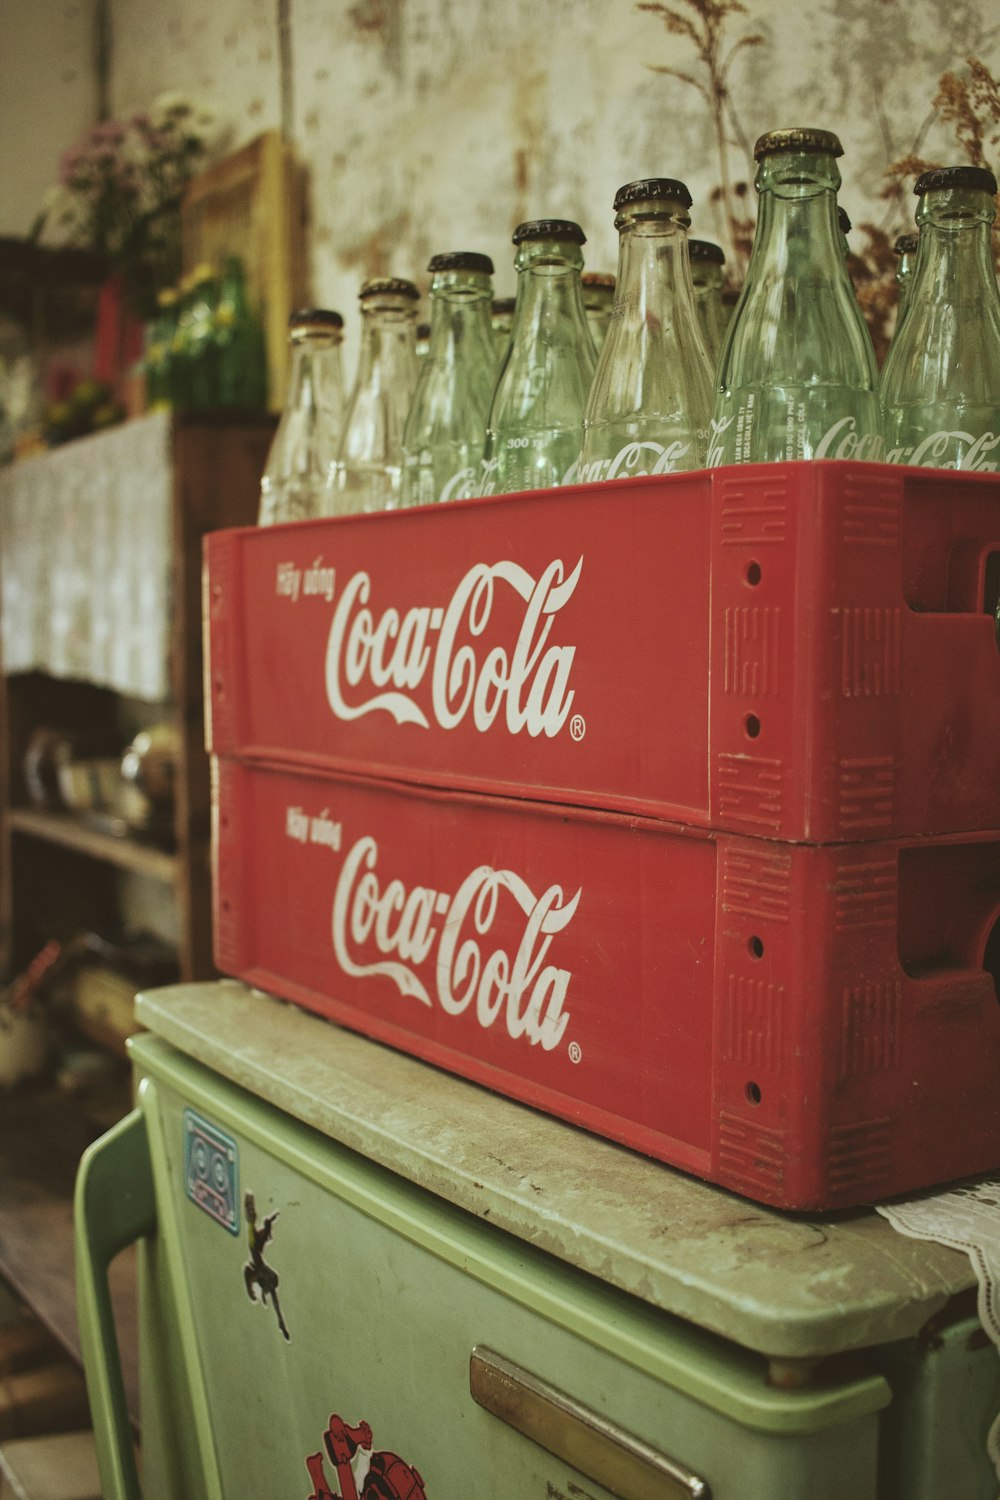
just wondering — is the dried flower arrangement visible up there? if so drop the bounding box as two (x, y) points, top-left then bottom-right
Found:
(31, 93), (227, 317)
(854, 57), (1000, 363)
(638, 0), (760, 277)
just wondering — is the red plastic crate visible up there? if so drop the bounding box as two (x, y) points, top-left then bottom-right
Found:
(205, 461), (1000, 844)
(213, 756), (1000, 1211)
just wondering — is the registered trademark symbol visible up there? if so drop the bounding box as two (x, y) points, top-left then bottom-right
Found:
(568, 1042), (583, 1064)
(570, 715), (586, 742)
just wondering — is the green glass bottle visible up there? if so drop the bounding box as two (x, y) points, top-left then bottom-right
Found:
(329, 277), (420, 515)
(689, 239), (728, 367)
(881, 167), (1000, 470)
(215, 256), (267, 410)
(581, 271), (616, 352)
(709, 128), (882, 466)
(893, 232), (919, 322)
(482, 219), (596, 495)
(144, 287), (177, 411)
(184, 263), (220, 411)
(580, 179), (712, 481)
(401, 252), (496, 506)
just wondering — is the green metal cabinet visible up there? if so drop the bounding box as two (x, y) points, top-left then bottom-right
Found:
(76, 983), (1000, 1499)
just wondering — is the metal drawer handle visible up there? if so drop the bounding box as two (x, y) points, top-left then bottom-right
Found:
(470, 1347), (710, 1499)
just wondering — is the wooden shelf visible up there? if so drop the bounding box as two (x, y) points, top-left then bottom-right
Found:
(8, 807), (178, 884)
(0, 1083), (138, 1427)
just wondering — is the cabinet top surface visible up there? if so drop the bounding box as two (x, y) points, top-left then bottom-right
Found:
(135, 979), (976, 1360)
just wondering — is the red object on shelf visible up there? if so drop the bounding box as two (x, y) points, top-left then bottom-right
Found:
(205, 461), (1000, 845)
(212, 756), (1000, 1211)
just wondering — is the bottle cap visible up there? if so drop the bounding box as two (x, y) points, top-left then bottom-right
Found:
(754, 128), (843, 161)
(288, 308), (344, 330)
(914, 165), (998, 197)
(688, 239), (725, 264)
(428, 252), (494, 275)
(613, 178), (692, 210)
(581, 271), (616, 287)
(512, 219), (586, 245)
(491, 297), (516, 314)
(893, 233), (919, 255)
(837, 207), (852, 234)
(359, 277), (420, 300)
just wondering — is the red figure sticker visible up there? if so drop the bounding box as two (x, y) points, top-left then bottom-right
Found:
(306, 1413), (426, 1500)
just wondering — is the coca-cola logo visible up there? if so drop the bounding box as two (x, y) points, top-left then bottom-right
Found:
(813, 417), (885, 461)
(324, 559), (581, 737)
(885, 429), (1000, 471)
(331, 835), (579, 1051)
(577, 439), (693, 484)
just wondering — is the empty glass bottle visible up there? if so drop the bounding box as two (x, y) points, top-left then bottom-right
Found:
(709, 128), (882, 466)
(881, 166), (1000, 470)
(401, 252), (496, 506)
(482, 219), (596, 495)
(580, 179), (712, 482)
(689, 239), (728, 367)
(581, 272), (616, 352)
(329, 277), (420, 514)
(258, 309), (346, 526)
(892, 233), (919, 329)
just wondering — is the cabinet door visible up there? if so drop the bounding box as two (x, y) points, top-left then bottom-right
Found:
(135, 1048), (887, 1500)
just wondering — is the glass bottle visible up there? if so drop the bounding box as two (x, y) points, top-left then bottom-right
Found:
(709, 128), (882, 466)
(401, 252), (496, 506)
(491, 298), (516, 364)
(482, 220), (596, 495)
(893, 232), (919, 321)
(415, 322), (431, 359)
(581, 272), (616, 352)
(580, 179), (713, 482)
(258, 309), (346, 527)
(215, 255), (267, 410)
(881, 166), (1000, 470)
(689, 239), (727, 367)
(328, 277), (420, 515)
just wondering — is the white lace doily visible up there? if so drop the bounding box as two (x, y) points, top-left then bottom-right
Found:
(0, 411), (171, 702)
(877, 1177), (1000, 1485)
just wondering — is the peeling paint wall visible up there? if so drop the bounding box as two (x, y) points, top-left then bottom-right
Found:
(3, 0), (998, 370)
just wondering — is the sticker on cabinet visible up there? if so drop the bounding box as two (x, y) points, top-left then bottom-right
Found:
(243, 1190), (290, 1341)
(305, 1413), (427, 1499)
(184, 1109), (239, 1233)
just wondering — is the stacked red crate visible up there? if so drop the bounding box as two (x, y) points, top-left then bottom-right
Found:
(204, 462), (1000, 1209)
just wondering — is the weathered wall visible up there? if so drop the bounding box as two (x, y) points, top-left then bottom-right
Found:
(8, 0), (999, 366)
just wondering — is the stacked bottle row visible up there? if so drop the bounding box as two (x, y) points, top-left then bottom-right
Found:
(145, 256), (268, 414)
(259, 128), (1000, 524)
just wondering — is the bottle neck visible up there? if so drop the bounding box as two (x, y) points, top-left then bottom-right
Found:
(612, 205), (699, 313)
(427, 271), (494, 360)
(509, 239), (593, 358)
(354, 306), (417, 391)
(286, 333), (343, 411)
(909, 188), (999, 308)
